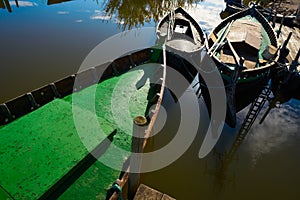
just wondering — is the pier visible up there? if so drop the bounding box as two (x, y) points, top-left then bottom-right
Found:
(134, 184), (175, 200)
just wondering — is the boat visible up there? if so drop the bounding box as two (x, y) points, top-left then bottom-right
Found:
(0, 47), (170, 199)
(155, 7), (207, 102)
(156, 7), (206, 55)
(0, 38), (202, 198)
(205, 5), (279, 127)
(224, 2), (300, 28)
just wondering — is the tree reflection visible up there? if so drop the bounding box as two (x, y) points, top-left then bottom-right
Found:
(103, 0), (203, 30)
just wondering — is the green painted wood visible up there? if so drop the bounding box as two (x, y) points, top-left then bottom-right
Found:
(0, 66), (153, 199)
(0, 186), (13, 200)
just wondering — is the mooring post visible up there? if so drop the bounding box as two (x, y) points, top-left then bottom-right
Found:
(128, 116), (147, 200)
(277, 13), (286, 38)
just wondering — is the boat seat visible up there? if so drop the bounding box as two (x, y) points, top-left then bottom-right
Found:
(165, 31), (200, 53)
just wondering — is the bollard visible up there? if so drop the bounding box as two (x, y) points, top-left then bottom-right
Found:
(128, 116), (147, 200)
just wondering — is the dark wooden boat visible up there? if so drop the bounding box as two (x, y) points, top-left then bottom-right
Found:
(155, 7), (207, 103)
(205, 6), (279, 127)
(156, 7), (206, 55)
(224, 3), (299, 28)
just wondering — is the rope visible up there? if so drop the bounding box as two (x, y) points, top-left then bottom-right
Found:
(106, 183), (122, 200)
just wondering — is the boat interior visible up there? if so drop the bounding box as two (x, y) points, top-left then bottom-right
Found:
(158, 12), (203, 53)
(213, 16), (275, 70)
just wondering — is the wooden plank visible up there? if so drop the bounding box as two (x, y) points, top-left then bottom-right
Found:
(133, 184), (176, 200)
(54, 75), (75, 97)
(6, 94), (34, 119)
(32, 85), (56, 107)
(133, 184), (163, 200)
(227, 20), (262, 50)
(161, 194), (176, 200)
(276, 24), (300, 63)
(74, 68), (97, 91)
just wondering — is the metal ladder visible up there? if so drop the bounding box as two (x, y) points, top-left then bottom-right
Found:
(224, 85), (272, 161)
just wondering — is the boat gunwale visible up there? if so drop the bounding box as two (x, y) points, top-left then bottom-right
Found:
(207, 6), (279, 75)
(156, 7), (206, 47)
(0, 48), (153, 126)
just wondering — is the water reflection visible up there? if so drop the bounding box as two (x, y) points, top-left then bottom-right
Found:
(1, 0), (204, 30)
(48, 0), (72, 5)
(1, 0), (15, 12)
(1, 0), (300, 198)
(103, 0), (204, 30)
(0, 0), (72, 12)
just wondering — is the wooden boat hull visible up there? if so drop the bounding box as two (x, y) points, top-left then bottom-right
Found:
(156, 7), (205, 54)
(0, 44), (202, 199)
(205, 6), (278, 127)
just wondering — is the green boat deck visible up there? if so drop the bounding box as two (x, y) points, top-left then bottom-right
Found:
(0, 65), (156, 199)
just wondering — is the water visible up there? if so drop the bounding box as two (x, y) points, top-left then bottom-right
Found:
(1, 0), (300, 199)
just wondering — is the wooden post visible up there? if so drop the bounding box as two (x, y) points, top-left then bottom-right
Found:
(128, 116), (147, 200)
(277, 13), (286, 38)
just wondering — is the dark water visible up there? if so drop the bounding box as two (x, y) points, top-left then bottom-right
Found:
(1, 0), (300, 199)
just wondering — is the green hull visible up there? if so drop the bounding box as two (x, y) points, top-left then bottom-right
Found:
(0, 49), (160, 199)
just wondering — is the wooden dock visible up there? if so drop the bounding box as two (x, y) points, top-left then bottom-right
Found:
(134, 184), (175, 200)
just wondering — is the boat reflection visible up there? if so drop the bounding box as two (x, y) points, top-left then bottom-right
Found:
(47, 0), (72, 5)
(1, 0), (72, 12)
(103, 0), (203, 30)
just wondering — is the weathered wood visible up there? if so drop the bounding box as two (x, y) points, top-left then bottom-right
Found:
(133, 184), (176, 200)
(161, 194), (176, 200)
(276, 23), (300, 62)
(133, 184), (163, 200)
(54, 75), (75, 97)
(32, 85), (56, 106)
(74, 68), (98, 91)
